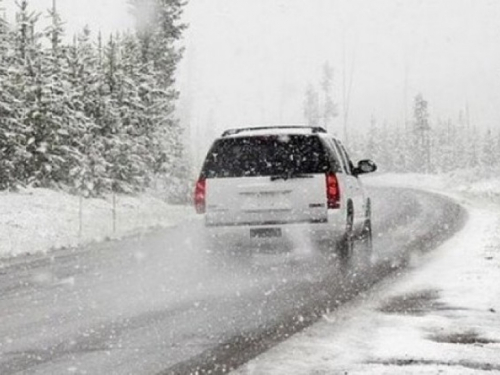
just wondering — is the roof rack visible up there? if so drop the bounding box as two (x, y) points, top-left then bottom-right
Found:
(221, 126), (327, 137)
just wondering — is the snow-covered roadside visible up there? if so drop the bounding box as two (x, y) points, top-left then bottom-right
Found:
(366, 169), (500, 203)
(232, 174), (500, 374)
(0, 188), (194, 258)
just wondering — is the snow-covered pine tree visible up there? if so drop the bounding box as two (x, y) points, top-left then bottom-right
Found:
(1, 0), (190, 195)
(118, 32), (152, 188)
(35, 1), (84, 187)
(14, 0), (31, 60)
(454, 109), (479, 170)
(11, 0), (45, 186)
(411, 93), (431, 173)
(0, 0), (22, 189)
(103, 33), (151, 194)
(65, 27), (109, 196)
(480, 128), (495, 169)
(467, 128), (479, 170)
(447, 112), (464, 170)
(93, 34), (123, 193)
(11, 0), (83, 188)
(128, 0), (189, 201)
(432, 118), (455, 173)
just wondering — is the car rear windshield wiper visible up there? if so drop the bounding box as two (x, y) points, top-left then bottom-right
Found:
(270, 173), (314, 181)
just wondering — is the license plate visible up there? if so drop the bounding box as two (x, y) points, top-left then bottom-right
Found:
(250, 228), (282, 238)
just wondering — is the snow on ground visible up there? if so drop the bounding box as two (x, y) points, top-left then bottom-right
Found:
(232, 172), (500, 374)
(0, 188), (193, 258)
(367, 167), (500, 201)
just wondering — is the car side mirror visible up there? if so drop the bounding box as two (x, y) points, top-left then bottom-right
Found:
(354, 159), (377, 175)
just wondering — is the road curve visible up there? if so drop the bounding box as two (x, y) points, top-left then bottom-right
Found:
(0, 187), (466, 375)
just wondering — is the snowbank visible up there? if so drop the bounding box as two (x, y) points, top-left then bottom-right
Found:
(0, 188), (194, 258)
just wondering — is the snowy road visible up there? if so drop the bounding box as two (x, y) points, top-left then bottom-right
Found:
(0, 187), (465, 375)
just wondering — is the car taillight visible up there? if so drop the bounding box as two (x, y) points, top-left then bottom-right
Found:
(326, 173), (340, 209)
(194, 178), (206, 214)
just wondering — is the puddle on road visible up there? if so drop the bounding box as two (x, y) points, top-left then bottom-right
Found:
(429, 329), (499, 345)
(378, 288), (471, 317)
(366, 358), (500, 372)
(379, 289), (497, 347)
(378, 289), (447, 316)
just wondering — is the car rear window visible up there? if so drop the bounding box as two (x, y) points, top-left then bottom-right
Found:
(201, 135), (332, 178)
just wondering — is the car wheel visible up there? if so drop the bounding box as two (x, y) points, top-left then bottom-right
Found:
(338, 206), (354, 265)
(361, 200), (374, 262)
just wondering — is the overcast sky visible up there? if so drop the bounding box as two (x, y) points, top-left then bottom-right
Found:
(3, 0), (500, 155)
(180, 0), (500, 136)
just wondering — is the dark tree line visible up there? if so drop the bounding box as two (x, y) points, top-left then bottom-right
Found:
(348, 94), (500, 174)
(0, 0), (189, 200)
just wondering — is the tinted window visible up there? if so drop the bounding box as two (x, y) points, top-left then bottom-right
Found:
(201, 135), (331, 178)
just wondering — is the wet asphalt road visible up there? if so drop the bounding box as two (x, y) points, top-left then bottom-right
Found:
(0, 187), (466, 375)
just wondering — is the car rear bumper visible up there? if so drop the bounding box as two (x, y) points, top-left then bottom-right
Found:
(204, 210), (345, 251)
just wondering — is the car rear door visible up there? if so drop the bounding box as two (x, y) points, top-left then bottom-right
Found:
(200, 135), (333, 227)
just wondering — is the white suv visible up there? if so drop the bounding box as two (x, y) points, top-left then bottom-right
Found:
(194, 126), (377, 260)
